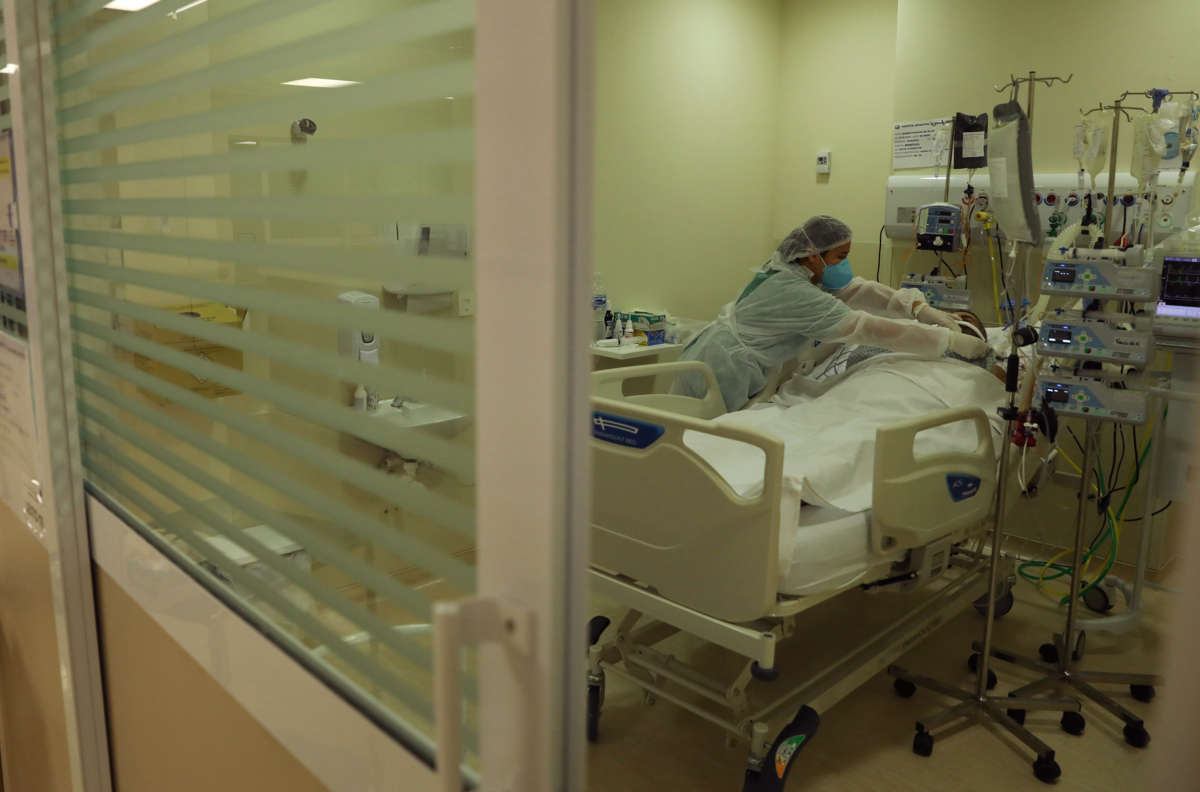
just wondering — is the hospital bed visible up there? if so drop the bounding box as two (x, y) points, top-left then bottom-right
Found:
(587, 360), (1013, 791)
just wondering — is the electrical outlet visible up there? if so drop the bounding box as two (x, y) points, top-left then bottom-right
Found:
(457, 291), (475, 317)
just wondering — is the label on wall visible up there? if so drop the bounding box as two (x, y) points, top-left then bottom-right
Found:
(0, 333), (37, 527)
(0, 130), (21, 296)
(892, 118), (952, 170)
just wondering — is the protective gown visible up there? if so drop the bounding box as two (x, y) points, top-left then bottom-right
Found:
(678, 261), (952, 412)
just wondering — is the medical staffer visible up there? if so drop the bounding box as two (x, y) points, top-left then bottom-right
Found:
(678, 215), (990, 411)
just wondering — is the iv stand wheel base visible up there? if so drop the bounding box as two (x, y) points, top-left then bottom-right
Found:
(1123, 722), (1151, 748)
(912, 728), (934, 757)
(1060, 711), (1086, 736)
(965, 653), (998, 690)
(1033, 755), (1062, 784)
(893, 678), (917, 698)
(1130, 684), (1156, 703)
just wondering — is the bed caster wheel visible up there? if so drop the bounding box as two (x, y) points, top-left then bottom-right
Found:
(912, 729), (934, 757)
(1130, 684), (1156, 703)
(586, 684), (602, 743)
(642, 691), (657, 707)
(1039, 642), (1059, 664)
(1073, 631), (1086, 662)
(974, 589), (1015, 618)
(751, 662), (780, 682)
(1032, 755), (1062, 784)
(1060, 711), (1086, 736)
(1123, 722), (1150, 748)
(893, 679), (916, 699)
(587, 616), (611, 647)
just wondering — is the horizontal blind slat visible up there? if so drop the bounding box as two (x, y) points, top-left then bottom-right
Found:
(0, 302), (26, 325)
(63, 193), (471, 224)
(80, 409), (441, 632)
(60, 60), (473, 154)
(60, 128), (473, 185)
(73, 347), (475, 538)
(60, 0), (472, 123)
(76, 375), (474, 592)
(64, 228), (474, 295)
(66, 258), (474, 357)
(52, 0), (112, 34)
(58, 0), (332, 96)
(70, 315), (473, 479)
(83, 457), (434, 722)
(71, 288), (472, 413)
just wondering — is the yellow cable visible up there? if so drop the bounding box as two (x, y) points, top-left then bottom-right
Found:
(1037, 420), (1157, 598)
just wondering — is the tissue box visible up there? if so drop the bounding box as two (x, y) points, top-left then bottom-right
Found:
(630, 311), (667, 345)
(131, 302), (247, 404)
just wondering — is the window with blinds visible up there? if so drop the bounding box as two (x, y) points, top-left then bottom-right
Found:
(53, 0), (476, 762)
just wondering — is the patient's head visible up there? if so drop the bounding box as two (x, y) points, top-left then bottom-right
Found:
(949, 310), (985, 340)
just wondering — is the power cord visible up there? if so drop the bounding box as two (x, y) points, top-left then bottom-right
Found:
(876, 224), (886, 282)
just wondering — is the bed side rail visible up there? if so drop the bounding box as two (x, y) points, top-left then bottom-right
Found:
(592, 361), (725, 419)
(591, 394), (784, 622)
(871, 406), (996, 553)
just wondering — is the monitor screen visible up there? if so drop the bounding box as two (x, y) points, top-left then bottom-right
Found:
(1161, 256), (1200, 307)
(1158, 256), (1200, 319)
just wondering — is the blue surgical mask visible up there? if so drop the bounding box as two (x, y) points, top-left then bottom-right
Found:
(821, 259), (854, 290)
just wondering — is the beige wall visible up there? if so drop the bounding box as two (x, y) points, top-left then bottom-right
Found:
(599, 0), (1200, 315)
(0, 504), (73, 792)
(594, 0), (783, 320)
(773, 0), (898, 279)
(94, 566), (330, 792)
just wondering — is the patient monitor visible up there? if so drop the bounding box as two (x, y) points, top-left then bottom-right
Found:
(1153, 254), (1200, 341)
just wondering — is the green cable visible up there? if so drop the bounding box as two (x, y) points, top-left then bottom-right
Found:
(1017, 408), (1164, 604)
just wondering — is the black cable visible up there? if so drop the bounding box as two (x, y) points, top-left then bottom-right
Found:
(1114, 425), (1127, 492)
(938, 252), (959, 278)
(1067, 426), (1085, 455)
(1123, 500), (1174, 522)
(876, 224), (885, 282)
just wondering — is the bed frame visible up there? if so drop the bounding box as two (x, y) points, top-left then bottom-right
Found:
(587, 361), (1010, 791)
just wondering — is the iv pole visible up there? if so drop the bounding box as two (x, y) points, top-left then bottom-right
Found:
(889, 73), (1079, 787)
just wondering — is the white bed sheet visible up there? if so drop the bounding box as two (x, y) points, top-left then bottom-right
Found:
(684, 355), (1005, 596)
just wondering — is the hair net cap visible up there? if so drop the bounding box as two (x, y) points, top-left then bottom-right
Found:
(774, 216), (853, 264)
(803, 215), (853, 253)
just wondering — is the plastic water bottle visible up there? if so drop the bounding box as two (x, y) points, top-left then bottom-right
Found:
(592, 276), (608, 341)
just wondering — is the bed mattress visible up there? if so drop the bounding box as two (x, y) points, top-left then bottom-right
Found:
(778, 496), (905, 595)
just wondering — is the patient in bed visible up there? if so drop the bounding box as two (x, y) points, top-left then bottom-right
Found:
(801, 309), (994, 390)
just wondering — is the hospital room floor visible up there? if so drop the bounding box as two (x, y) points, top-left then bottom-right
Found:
(587, 564), (1172, 791)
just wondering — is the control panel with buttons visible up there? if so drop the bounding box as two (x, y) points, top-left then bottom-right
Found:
(1041, 246), (1159, 300)
(1036, 310), (1152, 365)
(1040, 376), (1149, 425)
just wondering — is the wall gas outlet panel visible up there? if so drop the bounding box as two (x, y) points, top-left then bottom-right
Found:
(885, 171), (1196, 242)
(1040, 375), (1148, 425)
(1036, 310), (1153, 366)
(1040, 246), (1159, 301)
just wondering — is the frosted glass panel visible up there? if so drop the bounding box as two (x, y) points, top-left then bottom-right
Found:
(52, 0), (477, 763)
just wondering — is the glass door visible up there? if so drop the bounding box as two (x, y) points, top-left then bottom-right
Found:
(4, 0), (590, 788)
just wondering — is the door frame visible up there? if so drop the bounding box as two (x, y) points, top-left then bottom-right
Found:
(475, 0), (593, 789)
(2, 0), (113, 789)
